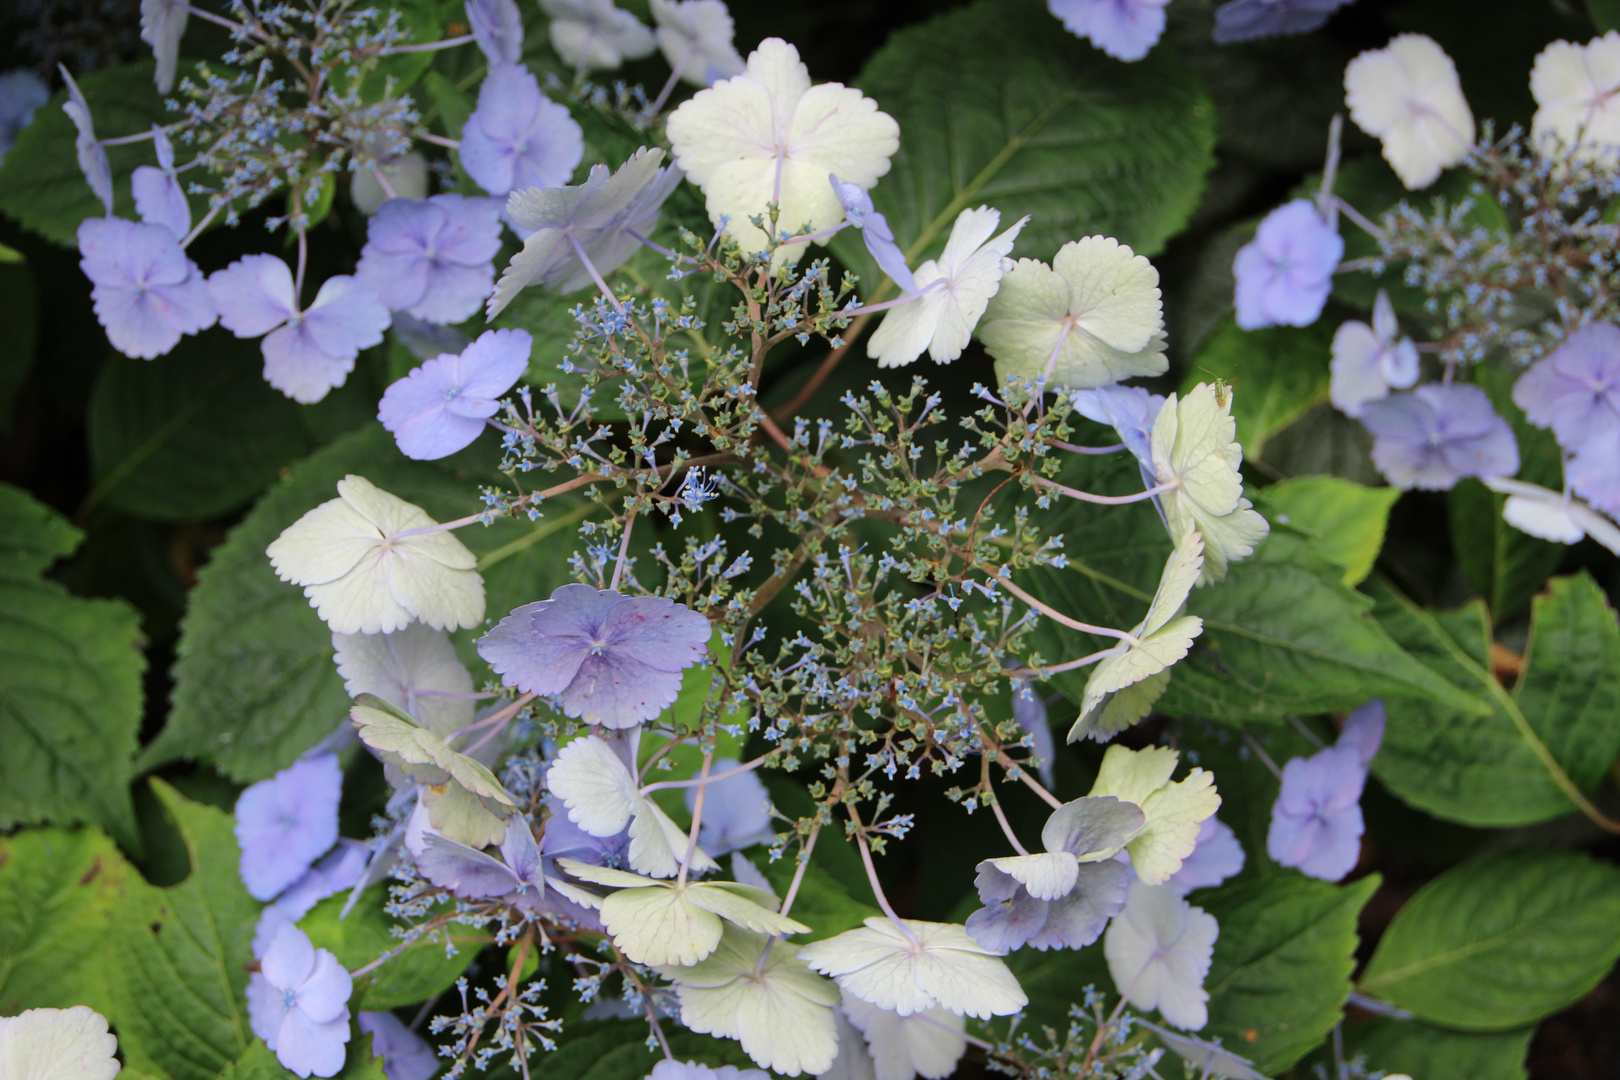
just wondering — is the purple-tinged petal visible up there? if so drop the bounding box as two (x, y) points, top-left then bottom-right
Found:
(263, 322), (356, 404)
(261, 921), (318, 989)
(684, 758), (774, 854)
(58, 65), (112, 216)
(466, 0), (524, 65)
(1212, 0), (1355, 44)
(1266, 744), (1366, 881)
(1026, 859), (1129, 950)
(358, 1011), (439, 1080)
(1048, 0), (1171, 62)
(273, 1007), (351, 1079)
(234, 753), (344, 900)
(460, 63), (583, 198)
(140, 0), (189, 92)
(302, 275), (391, 359)
(0, 70), (49, 166)
(79, 219), (216, 358)
(1361, 382), (1519, 490)
(132, 164), (190, 237)
(295, 948), (354, 1025)
(1233, 200), (1343, 330)
(559, 650), (688, 728)
(1167, 818), (1245, 894)
(1569, 427), (1620, 514)
(1338, 699), (1385, 767)
(1512, 322), (1620, 452)
(210, 253), (298, 337)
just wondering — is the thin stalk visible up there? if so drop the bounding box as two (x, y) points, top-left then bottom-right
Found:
(852, 820), (915, 943)
(776, 822), (822, 919)
(417, 131), (461, 149)
(570, 233), (625, 313)
(1031, 475), (1176, 506)
(996, 576), (1139, 646)
(1049, 440), (1125, 455)
(390, 34), (476, 52)
(676, 751), (714, 888)
(640, 754), (769, 794)
(1242, 732), (1285, 781)
(608, 506), (637, 591)
(983, 756), (1029, 856)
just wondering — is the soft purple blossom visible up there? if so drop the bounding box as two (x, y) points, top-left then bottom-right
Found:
(1360, 382), (1520, 490)
(1570, 428), (1620, 514)
(1512, 322), (1620, 453)
(253, 841), (370, 956)
(1267, 709), (1382, 882)
(488, 147), (682, 315)
(1266, 745), (1366, 880)
(1069, 383), (1165, 477)
(356, 195), (502, 324)
(0, 70), (49, 166)
(460, 63), (584, 198)
(78, 216), (215, 359)
(648, 1062), (769, 1080)
(831, 174), (917, 294)
(683, 758), (774, 854)
(1167, 818), (1245, 894)
(416, 816), (544, 899)
(1212, 0), (1356, 44)
(1048, 0), (1171, 62)
(358, 1011), (439, 1080)
(208, 254), (391, 403)
(140, 0), (189, 92)
(1330, 289), (1420, 417)
(478, 584), (712, 728)
(967, 859), (1131, 952)
(234, 753), (344, 901)
(59, 65), (112, 216)
(466, 0), (523, 66)
(247, 924), (353, 1079)
(378, 327), (531, 460)
(1233, 199), (1343, 329)
(131, 128), (189, 239)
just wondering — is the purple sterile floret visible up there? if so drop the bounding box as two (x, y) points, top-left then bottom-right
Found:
(489, 147), (682, 315)
(966, 859), (1131, 952)
(1512, 322), (1620, 454)
(1011, 678), (1056, 789)
(209, 254), (391, 403)
(478, 584), (711, 728)
(356, 194), (503, 324)
(78, 216), (216, 359)
(1330, 291), (1420, 417)
(59, 65), (113, 216)
(247, 923), (353, 1079)
(1048, 0), (1171, 62)
(0, 69), (49, 166)
(460, 62), (584, 198)
(358, 1011), (440, 1080)
(1233, 199), (1344, 330)
(684, 758), (774, 854)
(132, 169), (189, 239)
(466, 0), (524, 66)
(253, 841), (370, 956)
(831, 173), (917, 294)
(234, 753), (344, 901)
(1069, 382), (1165, 481)
(378, 327), (531, 460)
(1212, 0), (1356, 44)
(1359, 382), (1520, 490)
(416, 816), (544, 899)
(649, 1062), (770, 1080)
(1337, 699), (1386, 768)
(1570, 428), (1620, 515)
(1167, 817), (1245, 894)
(1266, 743), (1366, 881)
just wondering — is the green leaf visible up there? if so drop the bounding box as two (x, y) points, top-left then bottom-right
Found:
(0, 489), (145, 848)
(112, 780), (260, 1080)
(0, 827), (141, 1017)
(1446, 366), (1565, 619)
(1154, 531), (1489, 725)
(0, 62), (180, 245)
(1256, 475), (1399, 586)
(1594, 0), (1620, 30)
(299, 891), (485, 1010)
(1344, 1019), (1532, 1080)
(1370, 577), (1620, 828)
(1359, 850), (1620, 1030)
(483, 1017), (751, 1080)
(1199, 874), (1378, 1074)
(837, 0), (1215, 285)
(0, 482), (82, 578)
(154, 424), (590, 782)
(0, 254), (39, 433)
(751, 853), (880, 943)
(85, 335), (312, 522)
(1181, 320), (1333, 463)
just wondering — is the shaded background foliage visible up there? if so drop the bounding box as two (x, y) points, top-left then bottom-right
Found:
(2, 0), (1620, 1078)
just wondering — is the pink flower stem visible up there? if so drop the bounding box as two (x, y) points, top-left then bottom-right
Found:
(389, 34), (477, 53)
(1004, 643), (1125, 679)
(640, 753), (770, 794)
(852, 821), (918, 945)
(608, 506), (637, 590)
(569, 233), (625, 315)
(1049, 439), (1125, 455)
(995, 575), (1139, 646)
(776, 822), (822, 920)
(416, 131), (461, 149)
(676, 751), (714, 888)
(1030, 475), (1176, 505)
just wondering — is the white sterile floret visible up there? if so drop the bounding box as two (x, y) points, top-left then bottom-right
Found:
(1104, 879), (1219, 1031)
(867, 207), (1029, 368)
(979, 236), (1167, 392)
(546, 735), (718, 878)
(1531, 33), (1620, 164)
(541, 0), (656, 71)
(561, 863), (808, 967)
(1070, 531), (1205, 743)
(797, 918), (1027, 1019)
(1344, 33), (1475, 189)
(266, 475), (484, 635)
(651, 0), (746, 87)
(333, 622), (474, 737)
(666, 38), (899, 264)
(658, 924), (840, 1076)
(1484, 478), (1620, 555)
(841, 993), (967, 1080)
(0, 1005), (122, 1080)
(1087, 744), (1220, 886)
(1151, 384), (1270, 584)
